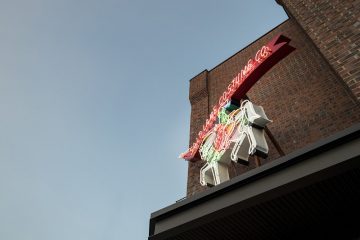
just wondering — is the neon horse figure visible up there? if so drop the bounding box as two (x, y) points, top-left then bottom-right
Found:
(199, 100), (271, 186)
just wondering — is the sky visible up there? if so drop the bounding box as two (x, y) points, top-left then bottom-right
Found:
(0, 1), (287, 239)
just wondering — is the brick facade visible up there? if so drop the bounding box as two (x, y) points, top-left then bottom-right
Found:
(277, 0), (360, 99)
(186, 1), (360, 196)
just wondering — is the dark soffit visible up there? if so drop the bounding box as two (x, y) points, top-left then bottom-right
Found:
(149, 124), (360, 240)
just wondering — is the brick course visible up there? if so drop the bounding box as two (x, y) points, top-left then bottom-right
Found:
(186, 3), (360, 196)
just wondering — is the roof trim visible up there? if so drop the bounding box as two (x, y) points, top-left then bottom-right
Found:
(150, 123), (360, 237)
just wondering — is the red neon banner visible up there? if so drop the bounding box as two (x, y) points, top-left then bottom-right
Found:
(180, 34), (295, 161)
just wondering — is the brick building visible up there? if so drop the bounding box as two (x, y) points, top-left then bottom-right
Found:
(149, 1), (360, 239)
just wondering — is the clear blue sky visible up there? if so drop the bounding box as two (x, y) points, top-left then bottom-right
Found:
(0, 1), (287, 239)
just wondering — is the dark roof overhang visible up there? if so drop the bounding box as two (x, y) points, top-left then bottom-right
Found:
(149, 124), (360, 240)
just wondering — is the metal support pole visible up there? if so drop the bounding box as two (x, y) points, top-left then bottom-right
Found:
(255, 156), (261, 167)
(264, 126), (285, 156)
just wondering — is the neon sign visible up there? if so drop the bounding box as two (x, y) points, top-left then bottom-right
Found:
(199, 100), (271, 186)
(180, 34), (295, 161)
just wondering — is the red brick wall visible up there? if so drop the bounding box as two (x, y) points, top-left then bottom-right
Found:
(277, 0), (360, 99)
(187, 70), (210, 194)
(186, 16), (360, 196)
